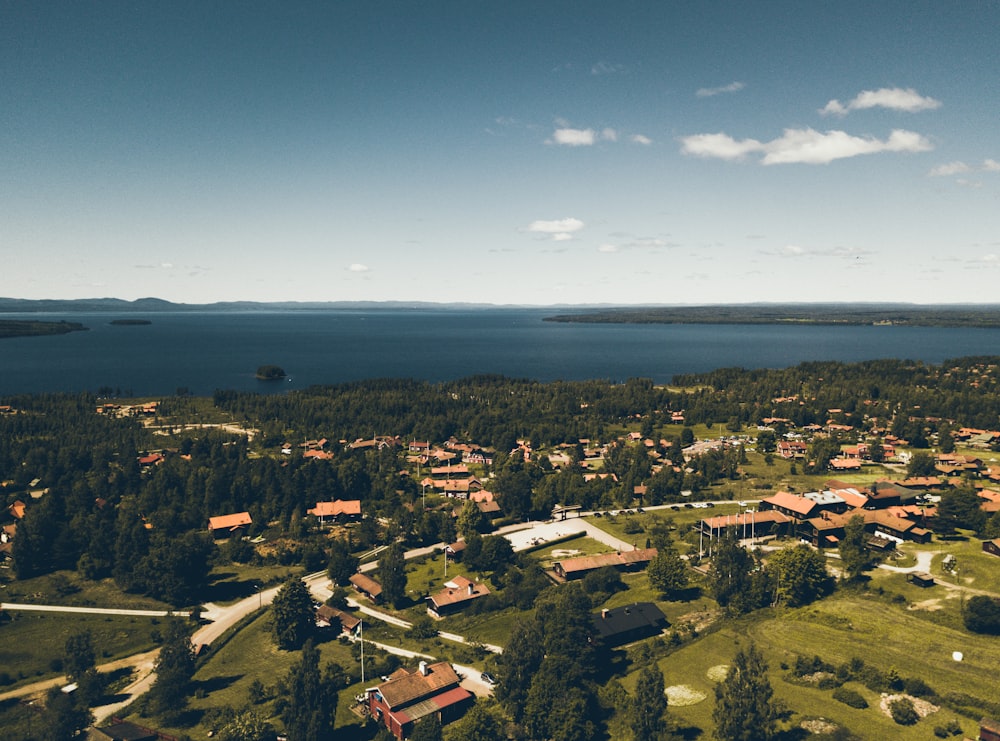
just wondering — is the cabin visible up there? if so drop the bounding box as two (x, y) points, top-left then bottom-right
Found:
(590, 602), (668, 647)
(426, 575), (491, 618)
(308, 499), (362, 524)
(349, 573), (383, 603)
(207, 511), (252, 539)
(316, 604), (361, 635)
(983, 538), (1000, 558)
(553, 548), (657, 580)
(907, 572), (935, 588)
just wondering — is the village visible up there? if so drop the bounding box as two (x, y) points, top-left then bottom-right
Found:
(3, 374), (1000, 740)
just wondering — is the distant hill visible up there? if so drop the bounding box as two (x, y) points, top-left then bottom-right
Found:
(0, 297), (521, 313)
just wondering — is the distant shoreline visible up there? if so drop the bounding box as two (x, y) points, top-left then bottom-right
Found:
(543, 305), (1000, 329)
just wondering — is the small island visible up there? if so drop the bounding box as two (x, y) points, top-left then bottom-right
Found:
(255, 364), (287, 381)
(110, 318), (152, 326)
(0, 319), (88, 339)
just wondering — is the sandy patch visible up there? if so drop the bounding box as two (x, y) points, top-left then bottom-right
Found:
(801, 719), (840, 735)
(879, 693), (939, 719)
(706, 664), (729, 683)
(908, 598), (943, 611)
(665, 685), (707, 706)
(550, 549), (584, 558)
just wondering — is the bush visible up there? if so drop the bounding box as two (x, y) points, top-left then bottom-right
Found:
(934, 720), (963, 738)
(903, 676), (935, 698)
(833, 687), (868, 709)
(889, 697), (919, 725)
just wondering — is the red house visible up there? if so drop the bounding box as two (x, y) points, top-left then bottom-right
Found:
(366, 661), (473, 739)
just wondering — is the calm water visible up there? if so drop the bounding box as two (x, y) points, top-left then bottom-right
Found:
(3, 309), (1000, 397)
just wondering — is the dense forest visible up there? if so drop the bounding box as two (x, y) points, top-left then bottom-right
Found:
(0, 319), (87, 338)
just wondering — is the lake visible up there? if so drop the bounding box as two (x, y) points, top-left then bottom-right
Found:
(3, 308), (1000, 397)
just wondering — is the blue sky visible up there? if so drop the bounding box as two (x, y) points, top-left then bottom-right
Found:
(3, 1), (999, 305)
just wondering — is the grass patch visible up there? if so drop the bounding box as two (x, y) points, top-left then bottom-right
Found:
(0, 570), (172, 611)
(0, 611), (161, 690)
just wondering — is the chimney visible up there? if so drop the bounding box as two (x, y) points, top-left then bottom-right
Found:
(601, 609), (609, 619)
(468, 583), (475, 596)
(419, 661), (428, 676)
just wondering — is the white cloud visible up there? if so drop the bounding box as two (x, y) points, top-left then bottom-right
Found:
(348, 263), (370, 272)
(552, 128), (596, 146)
(696, 81), (745, 98)
(929, 161), (972, 177)
(527, 218), (585, 242)
(929, 159), (1000, 177)
(631, 134), (652, 145)
(761, 128), (932, 165)
(601, 128), (618, 142)
(820, 87), (942, 116)
(597, 244), (619, 253)
(679, 132), (763, 161)
(680, 127), (931, 165)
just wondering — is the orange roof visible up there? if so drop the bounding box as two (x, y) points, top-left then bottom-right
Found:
(427, 576), (490, 609)
(8, 500), (26, 520)
(308, 500), (361, 517)
(762, 491), (817, 517)
(208, 511), (252, 531)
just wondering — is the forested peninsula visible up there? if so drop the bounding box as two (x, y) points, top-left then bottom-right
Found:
(544, 303), (1000, 327)
(0, 319), (87, 339)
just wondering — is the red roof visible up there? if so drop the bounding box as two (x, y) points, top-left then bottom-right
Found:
(308, 500), (361, 517)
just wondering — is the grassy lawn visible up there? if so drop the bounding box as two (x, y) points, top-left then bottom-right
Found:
(0, 611), (162, 689)
(625, 589), (998, 740)
(125, 609), (374, 738)
(203, 563), (303, 606)
(0, 570), (173, 611)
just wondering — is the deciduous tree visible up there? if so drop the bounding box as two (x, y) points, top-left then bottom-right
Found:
(838, 514), (871, 582)
(768, 544), (832, 607)
(271, 577), (315, 650)
(150, 619), (196, 720)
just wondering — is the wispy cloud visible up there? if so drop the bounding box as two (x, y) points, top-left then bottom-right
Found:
(929, 159), (1000, 177)
(820, 87), (941, 116)
(696, 81), (745, 98)
(527, 217), (585, 241)
(347, 263), (370, 272)
(591, 61), (625, 76)
(549, 123), (650, 147)
(762, 244), (873, 259)
(680, 127), (932, 165)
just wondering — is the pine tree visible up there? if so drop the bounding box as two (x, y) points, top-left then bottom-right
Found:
(378, 542), (407, 608)
(713, 643), (778, 741)
(631, 665), (670, 741)
(280, 641), (339, 741)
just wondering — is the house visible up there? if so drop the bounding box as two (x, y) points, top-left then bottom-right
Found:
(981, 716), (1000, 741)
(777, 441), (807, 459)
(590, 602), (668, 647)
(553, 548), (657, 580)
(983, 538), (1000, 558)
(308, 499), (362, 524)
(349, 573), (383, 603)
(207, 511), (252, 539)
(426, 575), (491, 617)
(366, 661), (473, 740)
(316, 604), (361, 635)
(87, 719), (159, 741)
(907, 572), (935, 588)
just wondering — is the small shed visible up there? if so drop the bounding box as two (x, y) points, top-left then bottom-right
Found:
(907, 572), (935, 588)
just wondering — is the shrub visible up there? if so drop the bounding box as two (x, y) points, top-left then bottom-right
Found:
(833, 687), (868, 709)
(889, 697), (919, 725)
(903, 676), (935, 698)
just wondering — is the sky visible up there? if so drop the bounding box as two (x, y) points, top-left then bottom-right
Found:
(2, 1), (999, 306)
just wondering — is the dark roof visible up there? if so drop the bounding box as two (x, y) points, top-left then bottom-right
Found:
(89, 721), (158, 741)
(590, 602), (667, 642)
